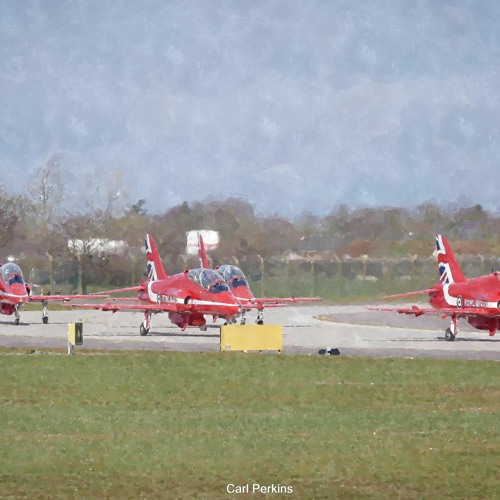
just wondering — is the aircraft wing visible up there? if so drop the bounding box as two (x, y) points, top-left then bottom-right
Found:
(66, 299), (242, 316)
(66, 302), (180, 313)
(91, 285), (145, 295)
(380, 288), (438, 299)
(29, 293), (109, 303)
(368, 305), (500, 318)
(249, 297), (322, 306)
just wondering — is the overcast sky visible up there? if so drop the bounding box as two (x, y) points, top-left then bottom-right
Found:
(1, 1), (500, 216)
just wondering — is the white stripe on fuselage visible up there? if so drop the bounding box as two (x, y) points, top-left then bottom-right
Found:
(442, 284), (457, 307)
(147, 281), (239, 309)
(442, 283), (498, 309)
(0, 290), (28, 302)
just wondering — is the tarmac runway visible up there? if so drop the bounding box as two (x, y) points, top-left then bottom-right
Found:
(1, 303), (499, 360)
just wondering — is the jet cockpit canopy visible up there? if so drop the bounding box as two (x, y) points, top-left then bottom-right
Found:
(188, 268), (229, 294)
(217, 265), (248, 288)
(0, 263), (25, 286)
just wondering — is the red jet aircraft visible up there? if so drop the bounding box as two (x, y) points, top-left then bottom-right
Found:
(370, 234), (500, 341)
(71, 234), (243, 334)
(0, 260), (98, 324)
(198, 233), (321, 325)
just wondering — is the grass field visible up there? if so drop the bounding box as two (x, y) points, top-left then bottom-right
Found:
(1, 348), (499, 499)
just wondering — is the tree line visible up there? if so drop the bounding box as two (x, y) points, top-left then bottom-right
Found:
(1, 158), (499, 295)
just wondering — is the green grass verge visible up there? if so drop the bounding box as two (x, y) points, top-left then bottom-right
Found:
(1, 348), (498, 498)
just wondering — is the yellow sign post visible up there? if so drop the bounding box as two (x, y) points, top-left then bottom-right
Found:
(220, 324), (282, 352)
(67, 322), (83, 355)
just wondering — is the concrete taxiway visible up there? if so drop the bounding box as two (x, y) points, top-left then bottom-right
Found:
(0, 304), (499, 360)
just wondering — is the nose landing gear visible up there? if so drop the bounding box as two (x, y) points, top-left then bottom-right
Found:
(256, 310), (264, 325)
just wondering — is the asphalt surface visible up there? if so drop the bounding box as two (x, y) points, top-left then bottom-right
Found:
(1, 303), (499, 360)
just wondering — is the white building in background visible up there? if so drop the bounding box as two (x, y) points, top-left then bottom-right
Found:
(68, 239), (128, 256)
(185, 230), (219, 255)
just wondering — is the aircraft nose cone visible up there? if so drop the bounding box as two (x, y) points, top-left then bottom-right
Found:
(223, 292), (240, 307)
(10, 284), (28, 304)
(236, 289), (254, 300)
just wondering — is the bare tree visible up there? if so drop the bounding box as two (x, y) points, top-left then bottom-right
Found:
(26, 154), (64, 221)
(83, 166), (130, 218)
(61, 210), (110, 294)
(0, 187), (18, 249)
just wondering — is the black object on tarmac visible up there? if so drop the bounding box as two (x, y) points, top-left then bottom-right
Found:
(319, 348), (340, 356)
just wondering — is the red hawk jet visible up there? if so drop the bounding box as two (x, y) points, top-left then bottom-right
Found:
(0, 260), (98, 324)
(198, 233), (321, 325)
(71, 234), (243, 334)
(371, 234), (500, 341)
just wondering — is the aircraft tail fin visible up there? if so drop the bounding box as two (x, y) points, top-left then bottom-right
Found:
(198, 233), (210, 269)
(145, 234), (168, 282)
(435, 234), (466, 284)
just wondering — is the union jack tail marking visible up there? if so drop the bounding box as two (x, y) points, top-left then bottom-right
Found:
(145, 234), (168, 282)
(435, 234), (466, 284)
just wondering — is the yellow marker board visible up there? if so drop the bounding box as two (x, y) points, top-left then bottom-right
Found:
(68, 322), (83, 346)
(220, 324), (282, 352)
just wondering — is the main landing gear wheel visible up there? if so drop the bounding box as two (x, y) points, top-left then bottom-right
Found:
(42, 317), (48, 324)
(445, 328), (455, 341)
(15, 318), (20, 326)
(256, 310), (264, 325)
(140, 324), (149, 336)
